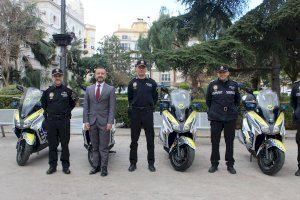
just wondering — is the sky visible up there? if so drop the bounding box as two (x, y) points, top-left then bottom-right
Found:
(81, 0), (263, 42)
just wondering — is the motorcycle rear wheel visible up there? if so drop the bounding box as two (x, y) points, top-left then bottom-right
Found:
(169, 144), (195, 172)
(16, 141), (32, 166)
(257, 147), (285, 175)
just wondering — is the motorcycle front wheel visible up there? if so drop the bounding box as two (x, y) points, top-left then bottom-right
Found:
(88, 149), (94, 168)
(169, 144), (195, 172)
(257, 147), (285, 175)
(16, 140), (33, 166)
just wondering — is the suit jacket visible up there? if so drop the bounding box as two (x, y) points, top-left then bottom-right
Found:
(83, 82), (116, 126)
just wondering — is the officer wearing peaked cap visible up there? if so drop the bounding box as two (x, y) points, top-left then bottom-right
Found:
(206, 66), (241, 174)
(41, 68), (77, 175)
(127, 60), (158, 172)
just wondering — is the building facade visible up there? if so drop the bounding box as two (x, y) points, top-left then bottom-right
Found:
(84, 24), (96, 56)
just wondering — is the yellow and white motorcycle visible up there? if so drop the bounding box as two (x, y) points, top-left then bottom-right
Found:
(238, 89), (286, 175)
(159, 88), (201, 171)
(13, 87), (48, 166)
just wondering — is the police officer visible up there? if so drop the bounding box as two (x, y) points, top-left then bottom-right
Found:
(41, 69), (77, 175)
(206, 66), (241, 174)
(128, 60), (158, 172)
(291, 80), (300, 176)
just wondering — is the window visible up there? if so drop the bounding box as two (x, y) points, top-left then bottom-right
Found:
(161, 73), (171, 82)
(122, 35), (128, 40)
(120, 43), (130, 50)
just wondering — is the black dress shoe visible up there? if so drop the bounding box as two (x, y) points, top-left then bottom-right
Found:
(101, 167), (108, 177)
(227, 166), (237, 174)
(148, 164), (156, 172)
(46, 167), (57, 175)
(208, 166), (218, 173)
(128, 164), (137, 172)
(295, 169), (300, 176)
(63, 168), (71, 174)
(89, 167), (100, 175)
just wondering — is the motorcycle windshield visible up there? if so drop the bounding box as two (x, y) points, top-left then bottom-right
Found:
(170, 89), (191, 122)
(19, 87), (43, 119)
(257, 89), (279, 123)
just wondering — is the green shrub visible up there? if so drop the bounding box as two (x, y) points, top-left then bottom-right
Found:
(0, 96), (20, 109)
(0, 85), (23, 95)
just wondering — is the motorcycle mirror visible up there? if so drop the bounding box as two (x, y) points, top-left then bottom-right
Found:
(16, 85), (24, 92)
(193, 102), (202, 111)
(79, 85), (86, 91)
(10, 101), (19, 109)
(280, 105), (288, 111)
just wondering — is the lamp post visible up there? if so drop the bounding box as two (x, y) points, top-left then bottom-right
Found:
(52, 0), (72, 84)
(60, 0), (66, 82)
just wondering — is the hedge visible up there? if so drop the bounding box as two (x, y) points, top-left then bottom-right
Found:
(0, 96), (296, 129)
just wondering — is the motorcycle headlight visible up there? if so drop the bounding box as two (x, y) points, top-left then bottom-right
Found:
(172, 123), (180, 131)
(273, 125), (280, 134)
(261, 125), (270, 133)
(183, 121), (193, 132)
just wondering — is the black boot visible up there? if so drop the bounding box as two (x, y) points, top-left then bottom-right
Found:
(63, 167), (71, 174)
(128, 163), (137, 172)
(101, 167), (108, 177)
(46, 167), (57, 175)
(208, 165), (218, 173)
(295, 168), (300, 176)
(227, 166), (237, 174)
(148, 164), (156, 172)
(89, 167), (100, 175)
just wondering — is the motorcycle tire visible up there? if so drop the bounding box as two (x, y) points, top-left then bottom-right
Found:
(169, 144), (195, 172)
(257, 146), (285, 176)
(88, 149), (94, 168)
(16, 141), (33, 166)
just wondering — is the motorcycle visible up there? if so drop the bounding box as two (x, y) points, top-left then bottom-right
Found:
(159, 88), (201, 171)
(13, 86), (48, 166)
(238, 88), (287, 175)
(80, 85), (116, 168)
(82, 122), (116, 168)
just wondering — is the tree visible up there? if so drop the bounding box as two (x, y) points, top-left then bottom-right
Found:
(0, 0), (43, 86)
(163, 0), (249, 41)
(67, 40), (107, 93)
(98, 35), (132, 92)
(229, 0), (299, 95)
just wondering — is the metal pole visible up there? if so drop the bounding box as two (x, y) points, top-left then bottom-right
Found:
(60, 0), (67, 84)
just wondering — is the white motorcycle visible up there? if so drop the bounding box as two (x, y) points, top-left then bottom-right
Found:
(238, 88), (287, 175)
(159, 88), (201, 171)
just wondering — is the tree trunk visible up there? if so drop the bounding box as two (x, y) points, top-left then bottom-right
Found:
(251, 74), (260, 91)
(271, 55), (281, 97)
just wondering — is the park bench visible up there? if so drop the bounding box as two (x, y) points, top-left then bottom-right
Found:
(0, 109), (15, 137)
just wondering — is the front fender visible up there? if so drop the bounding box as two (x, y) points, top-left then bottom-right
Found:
(170, 136), (196, 153)
(23, 132), (36, 145)
(257, 139), (286, 156)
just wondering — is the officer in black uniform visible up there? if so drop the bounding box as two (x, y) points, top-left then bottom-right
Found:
(128, 60), (158, 172)
(291, 80), (300, 176)
(206, 66), (241, 174)
(41, 69), (77, 175)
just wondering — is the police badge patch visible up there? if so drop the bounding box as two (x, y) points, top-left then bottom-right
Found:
(133, 82), (137, 89)
(213, 85), (218, 91)
(229, 86), (235, 90)
(146, 83), (152, 87)
(61, 91), (68, 97)
(49, 92), (54, 100)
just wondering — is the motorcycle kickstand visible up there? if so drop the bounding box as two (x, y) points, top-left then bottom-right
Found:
(109, 150), (116, 154)
(250, 154), (253, 162)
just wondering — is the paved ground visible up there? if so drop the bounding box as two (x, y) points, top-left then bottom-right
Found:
(0, 132), (299, 200)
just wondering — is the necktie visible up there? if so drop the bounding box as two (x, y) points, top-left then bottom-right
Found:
(96, 84), (101, 101)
